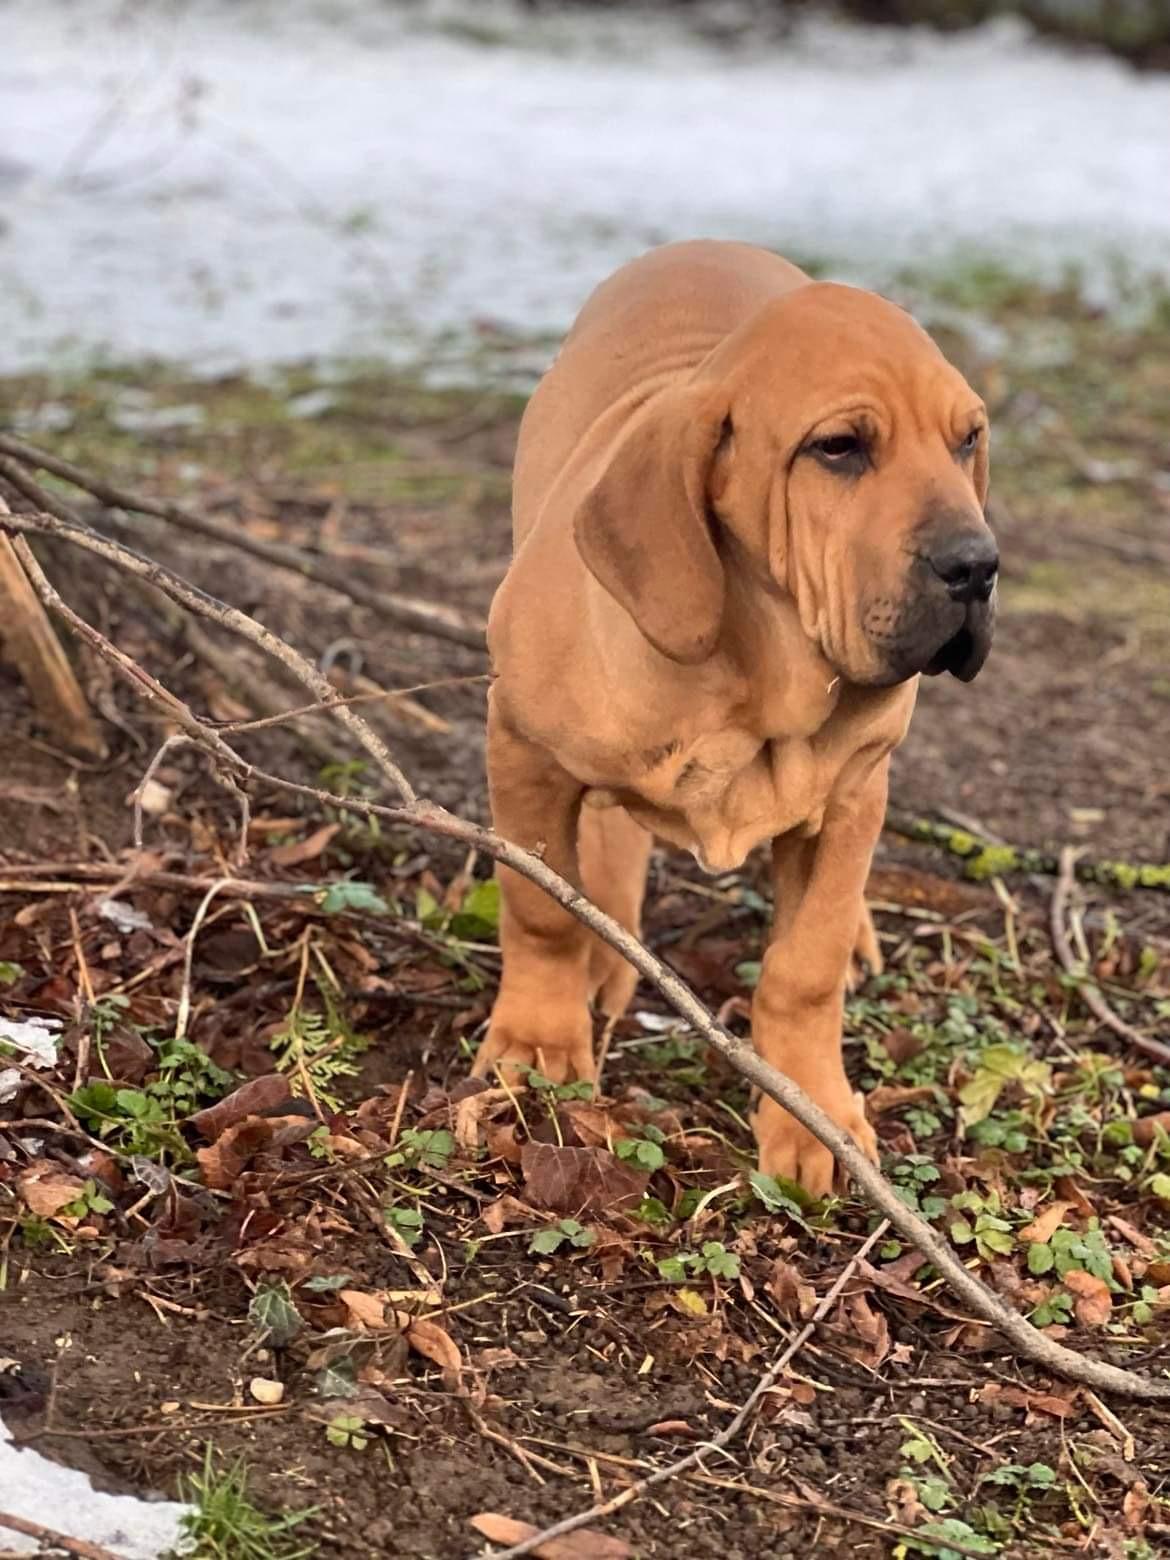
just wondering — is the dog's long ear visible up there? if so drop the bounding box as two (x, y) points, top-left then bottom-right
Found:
(573, 386), (727, 664)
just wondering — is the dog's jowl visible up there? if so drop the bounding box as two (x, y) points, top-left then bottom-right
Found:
(477, 239), (997, 1196)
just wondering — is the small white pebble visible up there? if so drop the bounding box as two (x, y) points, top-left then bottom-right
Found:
(249, 1377), (285, 1405)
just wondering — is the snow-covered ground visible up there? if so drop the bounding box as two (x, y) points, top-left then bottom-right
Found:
(0, 1421), (189, 1557)
(3, 0), (1168, 379)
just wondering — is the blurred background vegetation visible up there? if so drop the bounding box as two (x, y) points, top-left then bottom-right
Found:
(524, 0), (1170, 66)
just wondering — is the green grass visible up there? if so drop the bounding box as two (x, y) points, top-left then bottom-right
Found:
(174, 1448), (318, 1560)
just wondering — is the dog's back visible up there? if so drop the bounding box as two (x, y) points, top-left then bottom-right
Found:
(513, 240), (809, 547)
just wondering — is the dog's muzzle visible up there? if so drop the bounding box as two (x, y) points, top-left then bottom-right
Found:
(864, 526), (999, 685)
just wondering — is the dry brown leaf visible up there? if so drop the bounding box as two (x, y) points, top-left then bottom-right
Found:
(865, 1083), (939, 1117)
(407, 1316), (463, 1386)
(978, 1382), (1079, 1419)
(521, 1141), (645, 1215)
(468, 1513), (631, 1559)
(188, 1073), (292, 1140)
(340, 1290), (392, 1330)
(767, 1259), (815, 1320)
(1017, 1201), (1075, 1245)
(836, 1289), (890, 1369)
(1064, 1268), (1114, 1328)
(1106, 1215), (1156, 1258)
(18, 1160), (85, 1218)
(1132, 1112), (1170, 1148)
(267, 823), (340, 867)
(1123, 1480), (1151, 1532)
(480, 1194), (532, 1234)
(195, 1117), (273, 1189)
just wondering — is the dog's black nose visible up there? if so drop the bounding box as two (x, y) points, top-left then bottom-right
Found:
(928, 532), (999, 604)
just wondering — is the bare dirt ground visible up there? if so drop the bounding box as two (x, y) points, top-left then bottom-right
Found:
(2, 276), (1170, 1559)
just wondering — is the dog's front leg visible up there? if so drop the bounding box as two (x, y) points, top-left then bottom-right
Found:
(751, 763), (887, 1195)
(473, 697), (595, 1084)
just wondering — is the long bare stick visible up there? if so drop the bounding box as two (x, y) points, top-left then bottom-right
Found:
(0, 434), (486, 652)
(0, 1511), (122, 1560)
(3, 504), (1169, 1403)
(1051, 846), (1170, 1067)
(474, 1220), (892, 1560)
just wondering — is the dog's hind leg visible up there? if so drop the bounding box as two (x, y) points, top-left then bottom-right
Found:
(579, 803), (653, 1021)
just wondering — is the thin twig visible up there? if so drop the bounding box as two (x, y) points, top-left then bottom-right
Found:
(4, 501), (1170, 1403)
(474, 1222), (890, 1560)
(0, 1511), (122, 1560)
(0, 434), (487, 652)
(1051, 847), (1170, 1067)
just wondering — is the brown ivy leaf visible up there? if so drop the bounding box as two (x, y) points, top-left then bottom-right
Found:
(521, 1141), (645, 1215)
(189, 1073), (292, 1140)
(1064, 1268), (1113, 1328)
(468, 1513), (631, 1559)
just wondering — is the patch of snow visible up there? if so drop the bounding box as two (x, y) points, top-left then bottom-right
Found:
(0, 1422), (190, 1558)
(0, 1016), (62, 1100)
(1, 0), (1169, 378)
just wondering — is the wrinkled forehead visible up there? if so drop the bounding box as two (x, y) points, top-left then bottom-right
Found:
(721, 281), (975, 420)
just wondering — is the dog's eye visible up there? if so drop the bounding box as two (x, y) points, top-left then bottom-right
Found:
(959, 427), (982, 456)
(811, 434), (863, 462)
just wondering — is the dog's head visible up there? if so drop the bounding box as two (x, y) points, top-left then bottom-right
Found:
(573, 282), (996, 686)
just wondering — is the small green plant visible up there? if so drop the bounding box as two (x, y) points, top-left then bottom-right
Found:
(1024, 1221), (1116, 1282)
(642, 1032), (708, 1088)
(615, 1124), (667, 1171)
(959, 1045), (1051, 1132)
(319, 880), (388, 915)
(657, 1241), (740, 1283)
(889, 1156), (947, 1219)
(0, 960), (24, 985)
(61, 1178), (115, 1220)
(270, 975), (369, 1111)
(949, 1190), (1015, 1262)
(896, 1517), (1000, 1558)
(529, 1218), (596, 1255)
(175, 1448), (317, 1559)
(1031, 1290), (1074, 1328)
(69, 1080), (184, 1159)
(325, 1414), (369, 1451)
(524, 1068), (594, 1101)
(384, 1204), (424, 1248)
(248, 1281), (304, 1348)
(387, 1127), (454, 1169)
(899, 1419), (953, 1512)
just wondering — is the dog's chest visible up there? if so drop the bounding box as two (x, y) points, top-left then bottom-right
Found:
(611, 726), (845, 872)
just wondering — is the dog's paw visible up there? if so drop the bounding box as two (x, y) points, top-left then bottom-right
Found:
(755, 1089), (878, 1199)
(472, 1002), (595, 1085)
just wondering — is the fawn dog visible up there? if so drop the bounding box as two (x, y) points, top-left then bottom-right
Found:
(474, 240), (997, 1193)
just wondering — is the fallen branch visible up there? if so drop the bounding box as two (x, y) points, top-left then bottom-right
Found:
(1050, 846), (1170, 1067)
(0, 435), (487, 652)
(888, 811), (1170, 895)
(0, 1512), (122, 1560)
(472, 1220), (891, 1560)
(3, 502), (1170, 1405)
(0, 500), (104, 757)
